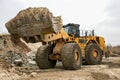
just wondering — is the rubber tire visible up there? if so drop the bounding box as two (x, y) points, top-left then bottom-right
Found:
(85, 43), (102, 65)
(36, 45), (56, 69)
(61, 43), (82, 70)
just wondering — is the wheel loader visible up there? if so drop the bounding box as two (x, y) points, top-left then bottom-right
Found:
(5, 7), (110, 70)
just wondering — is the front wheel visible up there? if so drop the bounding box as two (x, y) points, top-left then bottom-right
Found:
(61, 43), (82, 70)
(36, 45), (56, 69)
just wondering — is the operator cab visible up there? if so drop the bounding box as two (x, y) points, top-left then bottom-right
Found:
(63, 23), (80, 37)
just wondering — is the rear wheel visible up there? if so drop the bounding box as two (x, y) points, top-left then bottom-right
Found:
(61, 43), (82, 70)
(85, 43), (102, 65)
(36, 45), (56, 69)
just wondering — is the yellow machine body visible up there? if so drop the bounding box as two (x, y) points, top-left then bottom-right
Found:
(39, 27), (107, 61)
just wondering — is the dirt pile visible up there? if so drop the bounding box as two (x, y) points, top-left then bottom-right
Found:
(0, 34), (37, 80)
(0, 34), (31, 53)
(0, 34), (31, 66)
(0, 59), (29, 80)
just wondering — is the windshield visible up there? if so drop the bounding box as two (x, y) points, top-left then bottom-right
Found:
(64, 27), (69, 33)
(63, 23), (80, 37)
(63, 26), (78, 36)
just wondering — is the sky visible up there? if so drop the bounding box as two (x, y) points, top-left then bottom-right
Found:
(0, 0), (120, 46)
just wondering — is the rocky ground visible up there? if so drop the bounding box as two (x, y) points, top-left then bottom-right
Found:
(0, 51), (120, 80)
(17, 57), (120, 80)
(0, 35), (120, 80)
(0, 56), (120, 80)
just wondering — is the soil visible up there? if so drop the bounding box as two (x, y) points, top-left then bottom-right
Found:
(0, 56), (120, 80)
(0, 35), (120, 80)
(12, 57), (120, 80)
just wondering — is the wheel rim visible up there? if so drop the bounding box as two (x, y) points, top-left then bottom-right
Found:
(92, 49), (98, 59)
(74, 49), (80, 64)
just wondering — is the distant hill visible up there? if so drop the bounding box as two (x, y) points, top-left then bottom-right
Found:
(111, 45), (120, 57)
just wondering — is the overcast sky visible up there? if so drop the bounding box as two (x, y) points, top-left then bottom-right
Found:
(0, 0), (120, 46)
